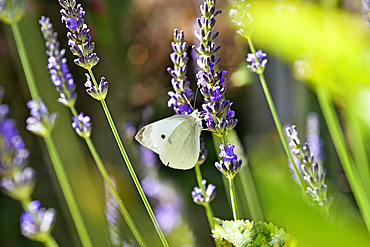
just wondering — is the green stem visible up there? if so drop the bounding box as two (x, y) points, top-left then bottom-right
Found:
(43, 234), (60, 247)
(194, 165), (221, 247)
(246, 36), (306, 192)
(194, 165), (215, 229)
(44, 135), (93, 247)
(9, 15), (39, 102)
(20, 197), (32, 210)
(347, 110), (370, 195)
(70, 106), (146, 246)
(228, 178), (239, 220)
(9, 16), (92, 247)
(258, 73), (306, 189)
(84, 137), (147, 247)
(237, 159), (264, 221)
(87, 69), (169, 247)
(316, 86), (370, 233)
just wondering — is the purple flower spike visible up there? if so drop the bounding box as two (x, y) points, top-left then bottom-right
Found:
(72, 112), (92, 138)
(104, 176), (122, 245)
(193, 0), (238, 138)
(0, 88), (29, 177)
(216, 143), (242, 179)
(0, 0), (26, 24)
(167, 29), (194, 115)
(219, 143), (237, 162)
(306, 112), (325, 164)
(363, 0), (370, 27)
(191, 179), (216, 206)
(59, 0), (99, 69)
(84, 73), (108, 100)
(155, 203), (181, 233)
(246, 49), (268, 73)
(215, 159), (242, 180)
(20, 200), (57, 241)
(26, 98), (58, 137)
(1, 167), (36, 200)
(197, 137), (208, 165)
(286, 124), (332, 208)
(139, 146), (183, 234)
(39, 16), (77, 107)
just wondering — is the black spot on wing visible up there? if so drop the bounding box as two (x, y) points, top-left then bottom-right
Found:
(161, 134), (166, 139)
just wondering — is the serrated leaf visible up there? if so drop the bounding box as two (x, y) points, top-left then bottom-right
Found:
(212, 218), (290, 247)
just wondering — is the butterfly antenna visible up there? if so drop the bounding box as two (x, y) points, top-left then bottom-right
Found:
(182, 93), (195, 112)
(193, 87), (199, 109)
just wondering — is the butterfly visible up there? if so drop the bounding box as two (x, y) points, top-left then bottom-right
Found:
(135, 110), (202, 170)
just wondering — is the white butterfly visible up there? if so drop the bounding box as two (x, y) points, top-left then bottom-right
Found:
(135, 110), (202, 170)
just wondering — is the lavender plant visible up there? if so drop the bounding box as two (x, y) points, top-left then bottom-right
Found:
(167, 29), (194, 116)
(39, 15), (148, 247)
(57, 1), (169, 245)
(166, 28), (217, 233)
(104, 176), (122, 247)
(363, 0), (370, 27)
(229, 0), (331, 217)
(139, 145), (184, 234)
(0, 88), (58, 247)
(229, 0), (306, 192)
(3, 0), (370, 245)
(0, 1), (93, 246)
(192, 0), (241, 222)
(286, 125), (332, 214)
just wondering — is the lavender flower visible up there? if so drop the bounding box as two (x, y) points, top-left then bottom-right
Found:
(197, 137), (208, 166)
(167, 29), (208, 165)
(139, 145), (183, 233)
(72, 112), (92, 138)
(363, 0), (370, 27)
(26, 98), (58, 137)
(0, 0), (26, 24)
(84, 73), (108, 100)
(215, 144), (242, 179)
(0, 88), (34, 201)
(39, 16), (77, 107)
(20, 200), (57, 241)
(286, 125), (332, 208)
(59, 0), (99, 69)
(306, 112), (324, 164)
(0, 90), (54, 244)
(193, 0), (238, 137)
(246, 49), (268, 73)
(104, 176), (121, 246)
(0, 119), (29, 176)
(229, 0), (253, 36)
(154, 203), (181, 233)
(0, 88), (29, 177)
(191, 180), (216, 206)
(125, 122), (136, 139)
(1, 167), (35, 200)
(139, 146), (157, 168)
(167, 29), (194, 115)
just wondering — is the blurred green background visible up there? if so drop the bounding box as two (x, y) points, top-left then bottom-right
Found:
(1, 0), (370, 246)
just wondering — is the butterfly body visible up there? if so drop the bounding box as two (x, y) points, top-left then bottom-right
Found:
(135, 110), (202, 170)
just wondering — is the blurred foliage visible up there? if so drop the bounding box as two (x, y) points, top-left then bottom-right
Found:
(237, 0), (370, 101)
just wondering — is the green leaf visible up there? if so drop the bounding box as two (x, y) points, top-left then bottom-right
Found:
(212, 218), (290, 247)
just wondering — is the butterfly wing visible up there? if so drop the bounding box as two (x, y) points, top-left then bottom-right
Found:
(159, 116), (202, 170)
(135, 115), (191, 154)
